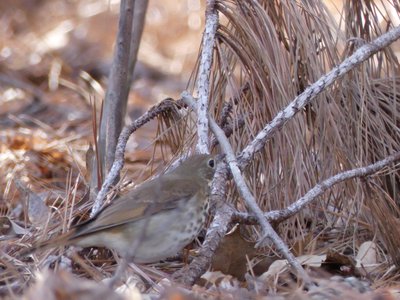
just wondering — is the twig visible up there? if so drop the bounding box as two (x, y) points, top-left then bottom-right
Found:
(99, 0), (135, 176)
(233, 151), (400, 225)
(181, 93), (312, 284)
(195, 0), (218, 154)
(91, 99), (183, 217)
(238, 25), (400, 168)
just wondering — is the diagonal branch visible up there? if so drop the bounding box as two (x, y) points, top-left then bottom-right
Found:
(238, 25), (400, 168)
(91, 99), (183, 217)
(233, 151), (400, 225)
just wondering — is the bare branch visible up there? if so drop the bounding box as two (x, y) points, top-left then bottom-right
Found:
(238, 25), (400, 168)
(99, 0), (135, 177)
(195, 0), (218, 154)
(233, 151), (400, 225)
(91, 99), (183, 217)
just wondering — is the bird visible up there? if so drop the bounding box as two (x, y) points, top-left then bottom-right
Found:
(22, 154), (216, 263)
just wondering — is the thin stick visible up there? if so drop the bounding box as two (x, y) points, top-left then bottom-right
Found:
(91, 99), (182, 217)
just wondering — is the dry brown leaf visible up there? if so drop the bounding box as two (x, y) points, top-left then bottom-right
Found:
(322, 249), (358, 277)
(211, 224), (256, 280)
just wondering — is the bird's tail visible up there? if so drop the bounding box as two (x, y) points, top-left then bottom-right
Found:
(19, 229), (77, 257)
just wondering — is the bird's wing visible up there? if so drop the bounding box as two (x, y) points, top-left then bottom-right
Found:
(71, 177), (200, 238)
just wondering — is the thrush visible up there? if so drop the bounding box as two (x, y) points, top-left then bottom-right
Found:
(23, 154), (216, 263)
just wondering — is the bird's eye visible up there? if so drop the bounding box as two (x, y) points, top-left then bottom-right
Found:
(208, 158), (215, 168)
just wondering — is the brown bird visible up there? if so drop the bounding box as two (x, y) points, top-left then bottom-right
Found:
(22, 154), (216, 263)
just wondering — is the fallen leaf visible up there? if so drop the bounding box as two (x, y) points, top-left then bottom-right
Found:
(297, 254), (327, 267)
(322, 249), (358, 276)
(211, 224), (256, 280)
(355, 241), (379, 275)
(258, 259), (289, 282)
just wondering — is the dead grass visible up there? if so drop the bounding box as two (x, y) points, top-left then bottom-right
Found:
(1, 0), (400, 298)
(160, 0), (400, 289)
